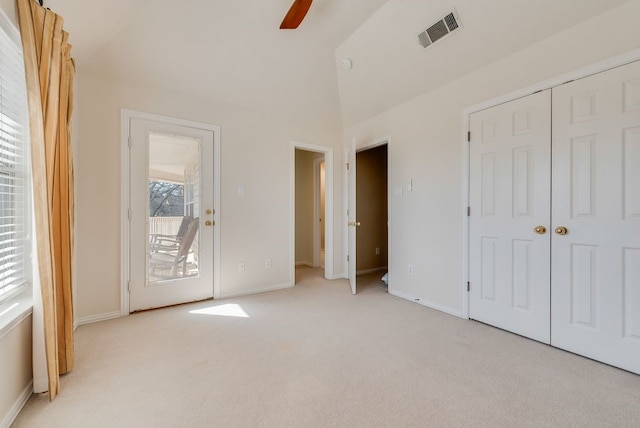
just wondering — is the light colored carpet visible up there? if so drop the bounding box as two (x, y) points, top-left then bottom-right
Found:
(12, 267), (640, 427)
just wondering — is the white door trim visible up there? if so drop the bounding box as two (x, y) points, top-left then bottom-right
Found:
(312, 157), (324, 268)
(121, 109), (222, 315)
(290, 141), (334, 283)
(461, 48), (640, 319)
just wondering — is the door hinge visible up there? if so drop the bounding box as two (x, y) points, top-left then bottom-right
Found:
(467, 281), (470, 292)
(467, 206), (471, 217)
(346, 163), (350, 170)
(467, 131), (471, 142)
(127, 280), (131, 293)
(128, 136), (132, 149)
(347, 255), (350, 262)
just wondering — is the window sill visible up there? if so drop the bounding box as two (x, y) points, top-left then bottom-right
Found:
(0, 288), (33, 339)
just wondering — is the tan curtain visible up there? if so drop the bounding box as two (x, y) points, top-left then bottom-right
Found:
(17, 0), (75, 400)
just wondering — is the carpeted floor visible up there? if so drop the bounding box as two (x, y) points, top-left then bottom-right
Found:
(12, 267), (640, 427)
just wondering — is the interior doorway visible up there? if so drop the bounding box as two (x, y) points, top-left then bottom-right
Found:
(355, 144), (389, 292)
(294, 149), (325, 282)
(291, 143), (333, 285)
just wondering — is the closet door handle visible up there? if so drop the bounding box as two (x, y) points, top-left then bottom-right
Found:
(534, 226), (546, 234)
(554, 226), (568, 235)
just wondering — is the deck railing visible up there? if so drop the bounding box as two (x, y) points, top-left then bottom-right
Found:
(149, 216), (183, 236)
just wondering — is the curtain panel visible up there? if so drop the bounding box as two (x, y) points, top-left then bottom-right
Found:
(17, 0), (75, 400)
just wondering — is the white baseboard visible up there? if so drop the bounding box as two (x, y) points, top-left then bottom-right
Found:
(356, 266), (388, 276)
(1, 381), (32, 428)
(221, 282), (292, 299)
(75, 311), (123, 327)
(388, 288), (464, 319)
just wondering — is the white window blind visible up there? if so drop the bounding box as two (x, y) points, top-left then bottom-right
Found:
(0, 15), (30, 303)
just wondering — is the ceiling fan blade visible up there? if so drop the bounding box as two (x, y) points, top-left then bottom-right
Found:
(280, 0), (313, 29)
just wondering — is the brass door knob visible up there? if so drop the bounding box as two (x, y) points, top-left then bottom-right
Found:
(354, 221), (361, 227)
(554, 226), (568, 235)
(534, 226), (546, 234)
(204, 220), (213, 227)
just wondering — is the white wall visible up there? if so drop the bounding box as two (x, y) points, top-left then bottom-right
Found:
(0, 314), (32, 428)
(0, 0), (14, 24)
(344, 1), (640, 315)
(75, 69), (345, 319)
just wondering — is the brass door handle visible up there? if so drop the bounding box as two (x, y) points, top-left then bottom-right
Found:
(554, 226), (568, 235)
(348, 221), (361, 227)
(205, 220), (213, 227)
(534, 226), (546, 235)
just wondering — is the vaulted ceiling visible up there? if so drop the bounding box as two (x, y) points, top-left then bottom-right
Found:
(336, 0), (630, 125)
(50, 0), (387, 121)
(49, 0), (630, 127)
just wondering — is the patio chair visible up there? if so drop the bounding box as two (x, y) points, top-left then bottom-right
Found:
(150, 215), (192, 253)
(149, 217), (199, 279)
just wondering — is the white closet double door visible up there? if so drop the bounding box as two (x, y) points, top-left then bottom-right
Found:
(469, 60), (640, 374)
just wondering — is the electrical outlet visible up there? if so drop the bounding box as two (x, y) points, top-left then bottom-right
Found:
(238, 262), (245, 272)
(408, 264), (414, 276)
(265, 259), (272, 269)
(375, 247), (380, 256)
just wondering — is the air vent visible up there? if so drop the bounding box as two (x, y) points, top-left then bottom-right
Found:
(418, 9), (462, 49)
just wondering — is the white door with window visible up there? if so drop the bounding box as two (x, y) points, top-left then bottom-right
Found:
(469, 60), (640, 374)
(469, 89), (552, 344)
(128, 116), (216, 312)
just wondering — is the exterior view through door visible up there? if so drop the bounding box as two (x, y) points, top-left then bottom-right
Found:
(469, 60), (640, 375)
(128, 115), (216, 312)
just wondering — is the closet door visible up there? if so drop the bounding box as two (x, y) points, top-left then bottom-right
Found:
(469, 90), (551, 343)
(552, 60), (640, 374)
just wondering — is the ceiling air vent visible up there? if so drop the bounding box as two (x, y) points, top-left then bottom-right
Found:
(418, 10), (462, 49)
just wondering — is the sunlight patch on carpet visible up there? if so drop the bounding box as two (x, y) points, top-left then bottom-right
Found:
(189, 303), (249, 318)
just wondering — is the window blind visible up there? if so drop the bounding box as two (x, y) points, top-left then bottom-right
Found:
(0, 16), (30, 302)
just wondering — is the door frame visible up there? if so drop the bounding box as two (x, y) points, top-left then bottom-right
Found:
(313, 157), (325, 268)
(290, 141), (334, 283)
(120, 109), (222, 315)
(461, 48), (640, 319)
